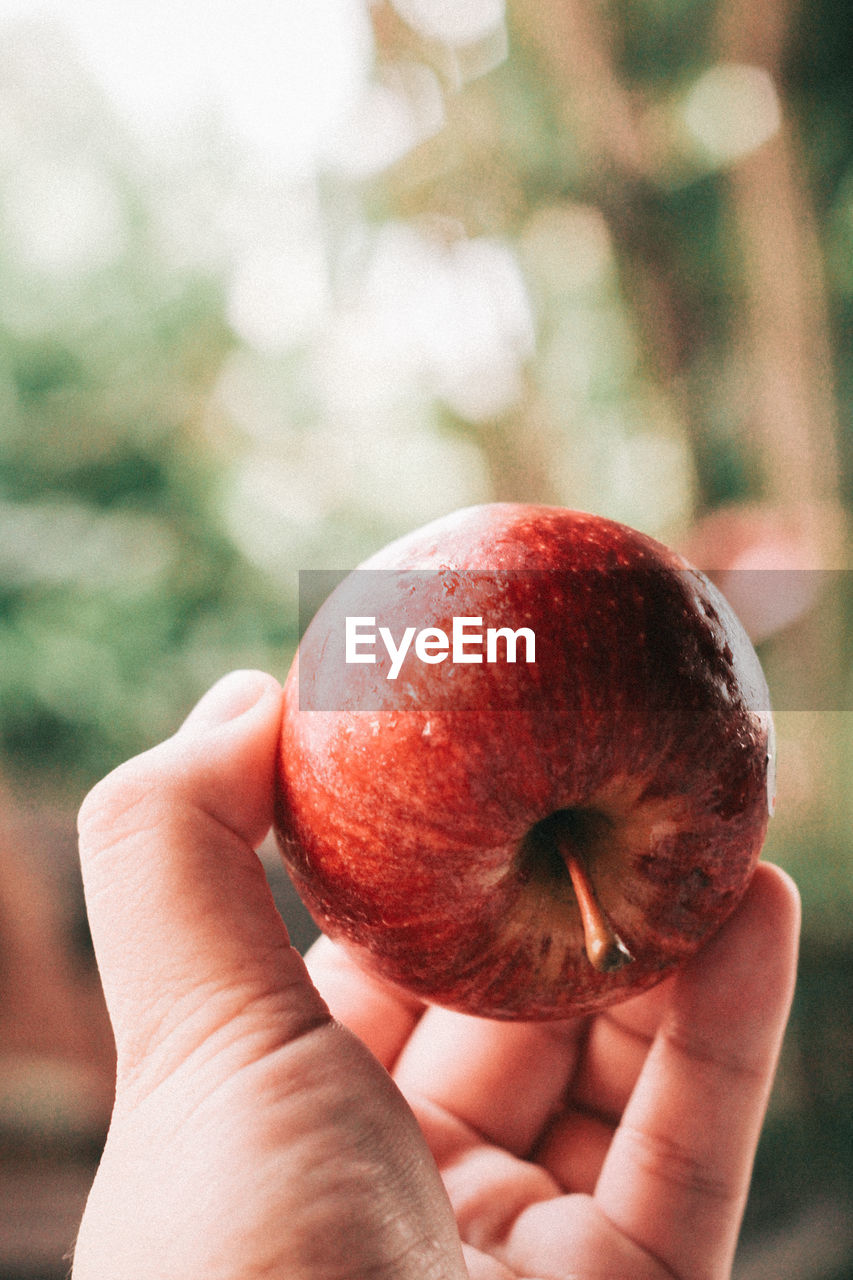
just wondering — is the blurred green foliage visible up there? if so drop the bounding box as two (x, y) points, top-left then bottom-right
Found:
(0, 269), (293, 785)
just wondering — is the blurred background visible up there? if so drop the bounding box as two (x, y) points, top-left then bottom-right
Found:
(0, 0), (850, 1276)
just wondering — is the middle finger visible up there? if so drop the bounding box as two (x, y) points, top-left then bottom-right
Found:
(392, 1005), (588, 1157)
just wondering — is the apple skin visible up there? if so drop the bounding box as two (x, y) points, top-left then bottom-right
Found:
(274, 504), (774, 1020)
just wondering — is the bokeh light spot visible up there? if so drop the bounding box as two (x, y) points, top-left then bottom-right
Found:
(682, 63), (782, 167)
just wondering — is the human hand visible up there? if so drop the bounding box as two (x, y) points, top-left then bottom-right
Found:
(73, 669), (800, 1280)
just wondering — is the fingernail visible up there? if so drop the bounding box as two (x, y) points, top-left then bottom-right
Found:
(179, 670), (277, 734)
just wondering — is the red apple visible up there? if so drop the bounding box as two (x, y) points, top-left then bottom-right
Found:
(274, 504), (774, 1020)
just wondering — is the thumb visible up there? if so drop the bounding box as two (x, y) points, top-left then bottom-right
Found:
(77, 669), (329, 1087)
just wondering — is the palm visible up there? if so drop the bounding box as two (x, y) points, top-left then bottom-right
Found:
(82, 904), (789, 1280)
(306, 874), (795, 1280)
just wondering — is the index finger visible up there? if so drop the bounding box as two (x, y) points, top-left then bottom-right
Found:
(594, 862), (800, 1279)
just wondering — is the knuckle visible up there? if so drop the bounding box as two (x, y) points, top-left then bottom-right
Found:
(77, 750), (176, 856)
(622, 1122), (737, 1204)
(663, 1022), (765, 1087)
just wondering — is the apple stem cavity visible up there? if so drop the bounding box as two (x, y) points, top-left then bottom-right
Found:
(562, 847), (634, 974)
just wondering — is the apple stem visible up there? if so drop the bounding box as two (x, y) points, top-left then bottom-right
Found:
(562, 848), (634, 974)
